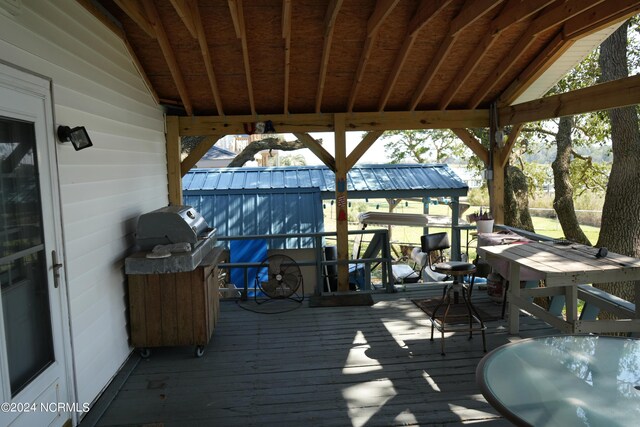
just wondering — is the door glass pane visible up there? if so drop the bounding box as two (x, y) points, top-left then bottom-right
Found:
(0, 116), (54, 396)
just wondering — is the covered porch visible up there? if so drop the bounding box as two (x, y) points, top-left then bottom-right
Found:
(83, 285), (554, 426)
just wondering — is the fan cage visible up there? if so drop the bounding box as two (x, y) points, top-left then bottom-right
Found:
(255, 254), (304, 303)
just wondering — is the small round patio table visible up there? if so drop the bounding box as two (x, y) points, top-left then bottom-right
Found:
(476, 335), (640, 426)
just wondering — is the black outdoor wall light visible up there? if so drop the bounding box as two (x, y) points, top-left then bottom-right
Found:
(57, 125), (93, 151)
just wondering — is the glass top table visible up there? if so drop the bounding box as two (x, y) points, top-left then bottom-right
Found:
(476, 335), (640, 426)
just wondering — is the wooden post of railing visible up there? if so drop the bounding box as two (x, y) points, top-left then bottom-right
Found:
(334, 114), (349, 291)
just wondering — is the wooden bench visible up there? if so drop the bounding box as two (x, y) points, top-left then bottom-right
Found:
(577, 284), (636, 321)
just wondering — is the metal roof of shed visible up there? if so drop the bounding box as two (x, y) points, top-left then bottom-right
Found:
(183, 163), (468, 200)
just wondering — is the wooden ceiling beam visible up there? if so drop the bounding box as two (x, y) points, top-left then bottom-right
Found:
(409, 0), (503, 111)
(407, 0), (454, 37)
(142, 0), (193, 115)
(367, 0), (399, 36)
(176, 110), (488, 136)
(564, 0), (640, 39)
(293, 133), (336, 172)
(316, 0), (344, 113)
(528, 0), (605, 36)
(451, 128), (489, 165)
(498, 33), (573, 107)
(499, 74), (640, 126)
(490, 0), (556, 36)
(114, 0), (156, 39)
(439, 0), (554, 110)
(346, 131), (384, 170)
(169, 0), (197, 38)
(191, 0), (224, 115)
(348, 0), (399, 112)
(498, 0), (635, 107)
(448, 0), (503, 37)
(283, 0), (292, 113)
(377, 0), (453, 111)
(228, 0), (256, 114)
(180, 134), (223, 176)
(467, 0), (604, 109)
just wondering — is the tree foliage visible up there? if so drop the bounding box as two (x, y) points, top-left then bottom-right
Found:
(382, 129), (469, 163)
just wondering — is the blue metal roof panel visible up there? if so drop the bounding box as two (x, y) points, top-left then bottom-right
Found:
(230, 170), (246, 189)
(244, 170), (259, 188)
(348, 168), (367, 191)
(184, 164), (468, 196)
(257, 170), (271, 189)
(203, 171), (220, 189)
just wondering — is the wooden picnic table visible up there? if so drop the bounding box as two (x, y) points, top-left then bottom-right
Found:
(478, 241), (640, 335)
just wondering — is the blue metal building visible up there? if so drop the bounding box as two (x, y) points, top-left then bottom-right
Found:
(182, 163), (468, 249)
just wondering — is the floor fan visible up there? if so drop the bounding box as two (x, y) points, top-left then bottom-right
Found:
(255, 254), (304, 304)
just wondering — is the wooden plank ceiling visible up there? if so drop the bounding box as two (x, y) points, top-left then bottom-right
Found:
(87, 0), (639, 118)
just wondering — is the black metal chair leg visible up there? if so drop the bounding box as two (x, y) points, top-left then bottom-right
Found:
(430, 285), (449, 342)
(501, 280), (510, 319)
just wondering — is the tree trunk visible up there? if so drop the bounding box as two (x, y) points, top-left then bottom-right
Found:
(504, 165), (534, 232)
(227, 137), (313, 167)
(596, 21), (640, 304)
(551, 116), (591, 245)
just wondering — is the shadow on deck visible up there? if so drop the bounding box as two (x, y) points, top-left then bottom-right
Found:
(82, 284), (555, 427)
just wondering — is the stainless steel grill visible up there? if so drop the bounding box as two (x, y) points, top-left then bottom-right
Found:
(125, 205), (217, 274)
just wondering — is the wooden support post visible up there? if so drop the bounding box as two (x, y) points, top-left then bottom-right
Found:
(166, 116), (183, 205)
(490, 151), (505, 224)
(488, 104), (505, 224)
(334, 114), (349, 292)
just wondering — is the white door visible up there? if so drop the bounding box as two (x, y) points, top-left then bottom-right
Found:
(0, 65), (71, 426)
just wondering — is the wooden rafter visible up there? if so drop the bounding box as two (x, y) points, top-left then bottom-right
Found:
(190, 0), (224, 115)
(499, 123), (523, 167)
(564, 0), (640, 39)
(348, 0), (399, 112)
(499, 74), (640, 126)
(451, 128), (489, 165)
(439, 0), (554, 110)
(169, 0), (197, 38)
(498, 33), (573, 107)
(142, 0), (193, 115)
(467, 0), (604, 109)
(283, 0), (291, 114)
(228, 0), (256, 114)
(409, 0), (502, 111)
(377, 0), (453, 111)
(177, 110), (488, 136)
(180, 134), (223, 176)
(367, 0), (398, 36)
(293, 133), (336, 172)
(316, 0), (344, 113)
(498, 0), (637, 107)
(490, 0), (556, 36)
(448, 0), (503, 37)
(114, 0), (155, 38)
(346, 131), (383, 170)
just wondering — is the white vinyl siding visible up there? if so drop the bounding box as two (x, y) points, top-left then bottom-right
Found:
(0, 0), (167, 410)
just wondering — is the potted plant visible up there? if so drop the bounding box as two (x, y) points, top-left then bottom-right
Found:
(467, 208), (494, 233)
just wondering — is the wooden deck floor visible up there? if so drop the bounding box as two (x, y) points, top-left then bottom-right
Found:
(86, 285), (556, 427)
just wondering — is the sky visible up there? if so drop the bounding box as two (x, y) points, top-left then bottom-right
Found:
(286, 132), (390, 165)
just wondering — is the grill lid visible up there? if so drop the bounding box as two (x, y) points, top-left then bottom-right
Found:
(135, 205), (211, 250)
